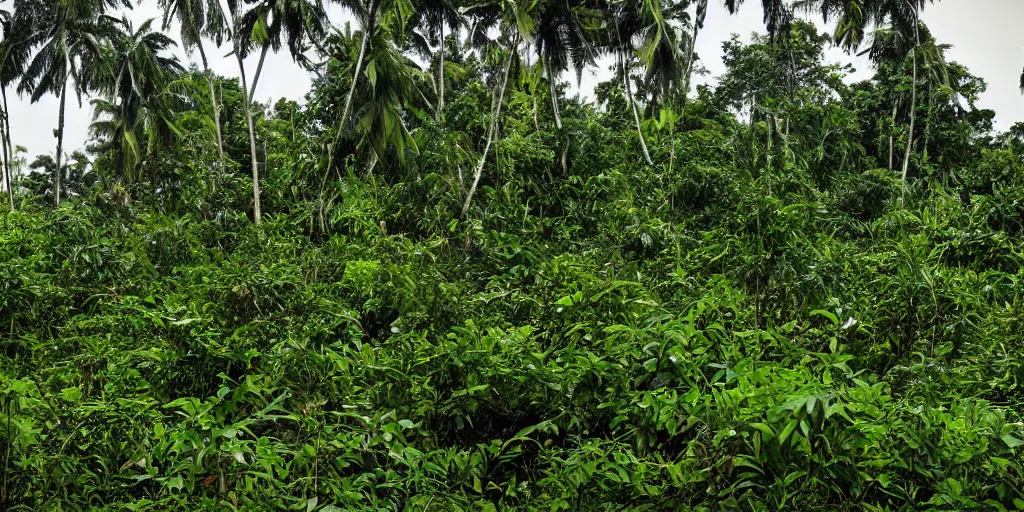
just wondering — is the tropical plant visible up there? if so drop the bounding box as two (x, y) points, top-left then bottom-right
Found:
(159, 0), (229, 159)
(406, 0), (461, 119)
(239, 0), (328, 101)
(89, 16), (184, 186)
(16, 0), (127, 206)
(222, 0), (266, 224)
(606, 0), (689, 166)
(324, 0), (414, 175)
(459, 0), (535, 217)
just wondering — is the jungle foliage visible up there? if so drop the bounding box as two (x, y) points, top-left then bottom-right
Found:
(2, 0), (1024, 510)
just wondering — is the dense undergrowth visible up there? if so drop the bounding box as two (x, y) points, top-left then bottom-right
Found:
(4, 148), (1024, 510)
(2, 13), (1024, 512)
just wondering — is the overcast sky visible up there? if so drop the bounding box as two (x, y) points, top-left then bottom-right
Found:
(5, 1), (1024, 163)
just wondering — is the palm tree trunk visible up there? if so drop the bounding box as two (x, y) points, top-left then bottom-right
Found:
(460, 37), (516, 218)
(1, 121), (10, 210)
(55, 81), (67, 207)
(621, 51), (653, 166)
(888, 101), (897, 171)
(546, 58), (562, 130)
(546, 57), (569, 173)
(2, 86), (14, 199)
(901, 4), (920, 182)
(326, 25), (371, 175)
(437, 23), (445, 120)
(0, 89), (11, 210)
(681, 0), (707, 110)
(248, 43), (270, 103)
(236, 50), (261, 225)
(197, 40), (224, 159)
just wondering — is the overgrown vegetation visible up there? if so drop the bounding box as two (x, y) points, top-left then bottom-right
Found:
(2, 0), (1024, 510)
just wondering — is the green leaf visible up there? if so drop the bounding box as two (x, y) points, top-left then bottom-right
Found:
(810, 309), (839, 326)
(398, 419), (415, 429)
(1001, 434), (1023, 449)
(61, 387), (83, 402)
(749, 423), (776, 441)
(778, 419), (798, 444)
(783, 470), (807, 486)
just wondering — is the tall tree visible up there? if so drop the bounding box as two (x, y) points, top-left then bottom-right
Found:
(159, 0), (229, 159)
(324, 0), (413, 174)
(680, 0), (706, 108)
(355, 23), (421, 167)
(17, 0), (127, 206)
(240, 0), (328, 102)
(608, 0), (687, 166)
(89, 16), (184, 184)
(459, 0), (534, 217)
(796, 0), (938, 180)
(407, 0), (461, 119)
(866, 21), (949, 177)
(221, 0), (265, 224)
(533, 0), (597, 128)
(0, 5), (18, 208)
(533, 0), (599, 171)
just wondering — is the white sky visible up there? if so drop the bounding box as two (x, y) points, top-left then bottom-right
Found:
(5, 1), (1024, 162)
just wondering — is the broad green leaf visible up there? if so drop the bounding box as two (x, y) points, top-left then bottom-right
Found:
(1001, 434), (1023, 449)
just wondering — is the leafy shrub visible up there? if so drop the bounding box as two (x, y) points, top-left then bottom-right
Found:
(834, 168), (900, 221)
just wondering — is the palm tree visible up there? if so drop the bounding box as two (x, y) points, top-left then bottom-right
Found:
(17, 0), (127, 206)
(608, 0), (688, 166)
(240, 0), (328, 102)
(866, 21), (948, 178)
(221, 0), (265, 224)
(353, 23), (421, 167)
(795, 0), (935, 50)
(459, 0), (534, 217)
(407, 0), (461, 119)
(324, 0), (414, 174)
(159, 0), (229, 159)
(680, 0), (706, 108)
(795, 0), (938, 180)
(0, 5), (20, 208)
(227, 2), (262, 222)
(532, 0), (599, 171)
(89, 16), (184, 184)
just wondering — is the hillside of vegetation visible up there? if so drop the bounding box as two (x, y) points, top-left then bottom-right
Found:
(2, 0), (1024, 510)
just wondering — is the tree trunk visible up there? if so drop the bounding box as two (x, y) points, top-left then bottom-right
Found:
(55, 82), (67, 207)
(2, 86), (14, 199)
(888, 101), (897, 171)
(326, 25), (371, 176)
(1, 121), (9, 210)
(902, 6), (920, 183)
(621, 51), (653, 166)
(248, 43), (270, 102)
(437, 23), (445, 120)
(681, 0), (707, 109)
(546, 57), (569, 173)
(197, 40), (224, 159)
(460, 38), (516, 218)
(0, 89), (11, 210)
(546, 58), (562, 130)
(236, 49), (262, 225)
